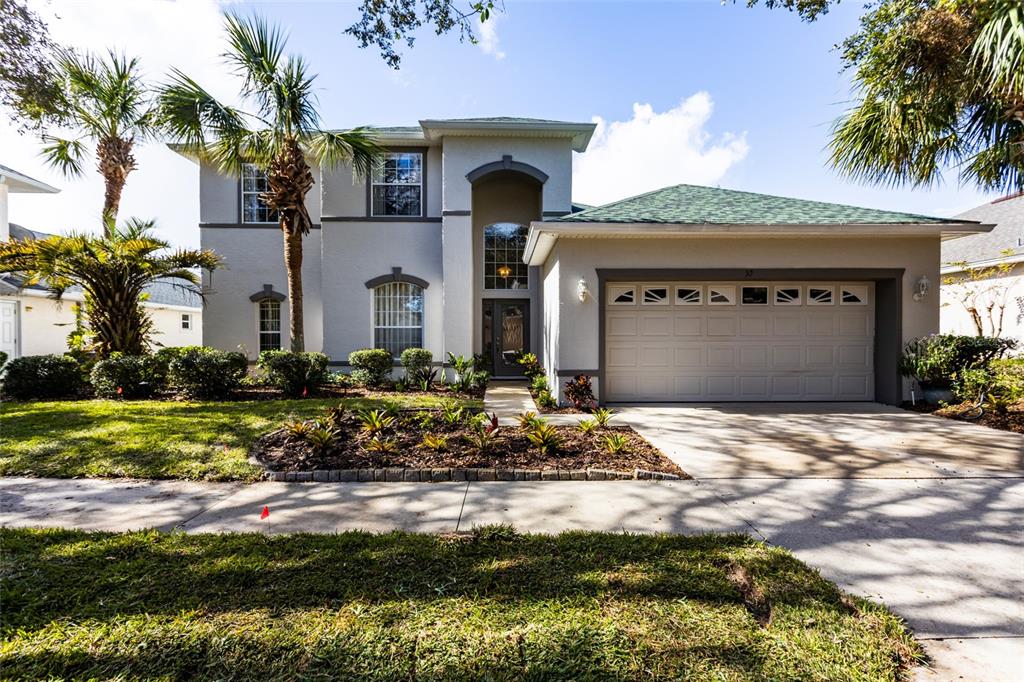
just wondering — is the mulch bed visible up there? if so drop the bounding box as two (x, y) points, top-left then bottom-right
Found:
(903, 400), (1024, 434)
(254, 410), (687, 477)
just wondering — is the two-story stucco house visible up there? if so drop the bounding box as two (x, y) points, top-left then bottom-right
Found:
(182, 116), (990, 405)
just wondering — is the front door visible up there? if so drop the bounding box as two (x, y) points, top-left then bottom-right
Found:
(483, 299), (529, 378)
(0, 300), (18, 360)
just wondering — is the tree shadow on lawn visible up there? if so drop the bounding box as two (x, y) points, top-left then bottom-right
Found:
(0, 398), (444, 481)
(0, 529), (919, 680)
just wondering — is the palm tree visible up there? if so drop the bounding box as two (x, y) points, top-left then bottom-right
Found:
(40, 50), (155, 233)
(0, 218), (221, 356)
(158, 14), (381, 352)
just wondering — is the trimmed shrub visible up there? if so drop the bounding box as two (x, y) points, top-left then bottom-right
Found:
(257, 350), (330, 397)
(151, 346), (202, 388)
(0, 350), (7, 372)
(168, 347), (247, 399)
(2, 354), (85, 400)
(400, 348), (434, 383)
(90, 353), (158, 399)
(349, 348), (393, 386)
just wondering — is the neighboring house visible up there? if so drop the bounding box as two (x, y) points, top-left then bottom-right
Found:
(179, 117), (988, 405)
(0, 165), (203, 359)
(940, 193), (1023, 341)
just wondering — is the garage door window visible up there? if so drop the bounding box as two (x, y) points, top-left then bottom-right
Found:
(642, 286), (669, 305)
(808, 286), (834, 305)
(774, 286), (802, 305)
(841, 285), (868, 305)
(741, 286), (769, 305)
(610, 286), (636, 305)
(708, 285), (736, 305)
(675, 286), (702, 305)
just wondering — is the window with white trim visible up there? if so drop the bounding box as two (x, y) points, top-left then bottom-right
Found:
(642, 286), (669, 305)
(675, 286), (702, 305)
(609, 285), (636, 305)
(242, 163), (278, 223)
(371, 152), (423, 216)
(181, 313), (192, 330)
(774, 286), (802, 305)
(258, 299), (282, 352)
(708, 285), (736, 305)
(373, 281), (424, 357)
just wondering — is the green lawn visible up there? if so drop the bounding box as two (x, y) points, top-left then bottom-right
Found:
(0, 395), (472, 482)
(0, 528), (921, 681)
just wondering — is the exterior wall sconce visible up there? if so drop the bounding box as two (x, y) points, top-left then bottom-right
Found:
(577, 277), (590, 302)
(913, 275), (930, 302)
(497, 265), (512, 278)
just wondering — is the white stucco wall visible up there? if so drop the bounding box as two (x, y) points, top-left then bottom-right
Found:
(321, 146), (441, 219)
(941, 264), (1024, 342)
(200, 227), (323, 357)
(545, 235), (942, 402)
(320, 221), (443, 362)
(1, 294), (201, 358)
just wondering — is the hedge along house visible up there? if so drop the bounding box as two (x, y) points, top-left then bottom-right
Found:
(182, 118), (989, 404)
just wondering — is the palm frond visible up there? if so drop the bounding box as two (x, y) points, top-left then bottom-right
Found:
(223, 13), (285, 116)
(273, 55), (321, 137)
(157, 69), (252, 174)
(307, 127), (383, 178)
(40, 135), (88, 177)
(972, 1), (1024, 97)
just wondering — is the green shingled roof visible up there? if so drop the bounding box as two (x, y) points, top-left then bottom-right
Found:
(556, 184), (963, 225)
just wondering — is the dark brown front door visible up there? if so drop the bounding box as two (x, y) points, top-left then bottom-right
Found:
(483, 299), (529, 378)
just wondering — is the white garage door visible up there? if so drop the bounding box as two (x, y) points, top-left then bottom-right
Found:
(604, 282), (875, 402)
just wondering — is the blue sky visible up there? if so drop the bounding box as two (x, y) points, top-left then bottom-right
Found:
(4, 0), (998, 247)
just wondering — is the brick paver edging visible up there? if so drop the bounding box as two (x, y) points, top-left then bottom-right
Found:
(265, 468), (680, 482)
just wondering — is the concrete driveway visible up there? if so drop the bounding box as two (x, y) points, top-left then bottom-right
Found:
(619, 402), (1024, 681)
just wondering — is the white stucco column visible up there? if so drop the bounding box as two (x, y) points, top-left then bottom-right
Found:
(0, 182), (9, 242)
(441, 214), (474, 359)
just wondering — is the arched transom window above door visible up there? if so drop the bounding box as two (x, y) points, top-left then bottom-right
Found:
(484, 222), (529, 290)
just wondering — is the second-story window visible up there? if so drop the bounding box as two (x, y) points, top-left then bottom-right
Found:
(242, 163), (279, 223)
(372, 152), (423, 217)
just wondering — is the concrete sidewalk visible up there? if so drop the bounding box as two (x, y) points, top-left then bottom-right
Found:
(0, 476), (750, 535)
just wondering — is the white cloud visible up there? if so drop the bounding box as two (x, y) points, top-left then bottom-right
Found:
(573, 93), (749, 206)
(4, 0), (235, 247)
(477, 16), (505, 60)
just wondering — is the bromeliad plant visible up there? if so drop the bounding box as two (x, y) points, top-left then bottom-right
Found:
(420, 433), (449, 452)
(358, 409), (395, 436)
(158, 14), (381, 351)
(516, 411), (543, 430)
(466, 411), (499, 453)
(592, 408), (615, 428)
(602, 433), (629, 455)
(0, 218), (221, 356)
(526, 421), (561, 456)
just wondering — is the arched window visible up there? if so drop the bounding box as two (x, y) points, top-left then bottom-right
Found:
(484, 222), (529, 290)
(373, 281), (424, 357)
(258, 299), (282, 352)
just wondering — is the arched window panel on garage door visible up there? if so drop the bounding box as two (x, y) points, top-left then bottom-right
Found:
(841, 285), (869, 305)
(708, 285), (736, 305)
(808, 286), (835, 305)
(675, 285), (702, 305)
(774, 286), (802, 305)
(642, 286), (669, 305)
(609, 285), (636, 305)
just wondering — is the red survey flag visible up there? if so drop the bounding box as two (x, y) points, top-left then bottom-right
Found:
(260, 505), (270, 520)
